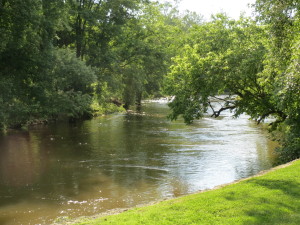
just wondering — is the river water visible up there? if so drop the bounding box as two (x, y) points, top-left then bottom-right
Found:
(0, 101), (276, 224)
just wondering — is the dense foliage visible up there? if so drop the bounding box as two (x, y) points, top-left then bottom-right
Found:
(0, 0), (195, 129)
(165, 15), (270, 123)
(2, 0), (300, 161)
(165, 1), (300, 162)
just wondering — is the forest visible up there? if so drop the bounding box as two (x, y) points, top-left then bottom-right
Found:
(1, 0), (300, 162)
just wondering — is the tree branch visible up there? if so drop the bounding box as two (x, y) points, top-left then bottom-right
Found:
(211, 105), (236, 118)
(257, 110), (287, 124)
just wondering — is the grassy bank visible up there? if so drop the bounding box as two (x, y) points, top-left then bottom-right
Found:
(74, 160), (300, 225)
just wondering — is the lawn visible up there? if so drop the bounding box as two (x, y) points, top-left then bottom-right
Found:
(74, 160), (300, 225)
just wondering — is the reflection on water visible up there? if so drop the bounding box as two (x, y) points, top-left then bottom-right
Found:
(0, 102), (276, 224)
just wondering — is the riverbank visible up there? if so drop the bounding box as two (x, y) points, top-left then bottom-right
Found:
(67, 159), (300, 225)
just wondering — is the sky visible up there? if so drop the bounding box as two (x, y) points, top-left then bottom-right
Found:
(162, 0), (256, 20)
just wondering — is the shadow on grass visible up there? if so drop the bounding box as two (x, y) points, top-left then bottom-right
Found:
(243, 179), (300, 225)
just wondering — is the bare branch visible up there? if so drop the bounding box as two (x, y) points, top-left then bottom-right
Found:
(208, 101), (217, 116)
(211, 105), (236, 117)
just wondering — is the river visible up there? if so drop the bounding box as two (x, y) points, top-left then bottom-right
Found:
(0, 101), (276, 224)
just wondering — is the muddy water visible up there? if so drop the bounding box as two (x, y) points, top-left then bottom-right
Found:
(0, 102), (276, 224)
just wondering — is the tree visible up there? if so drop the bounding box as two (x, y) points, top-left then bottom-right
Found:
(0, 0), (47, 128)
(253, 0), (300, 161)
(0, 0), (96, 129)
(0, 0), (207, 129)
(165, 15), (274, 124)
(111, 1), (200, 109)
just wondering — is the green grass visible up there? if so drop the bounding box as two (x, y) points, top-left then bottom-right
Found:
(75, 160), (300, 225)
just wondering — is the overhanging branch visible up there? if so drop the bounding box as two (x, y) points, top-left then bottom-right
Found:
(257, 110), (287, 125)
(210, 104), (236, 118)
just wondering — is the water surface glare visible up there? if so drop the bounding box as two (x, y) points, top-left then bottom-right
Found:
(0, 102), (276, 224)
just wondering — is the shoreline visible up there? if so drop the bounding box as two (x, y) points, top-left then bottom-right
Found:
(52, 159), (296, 225)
